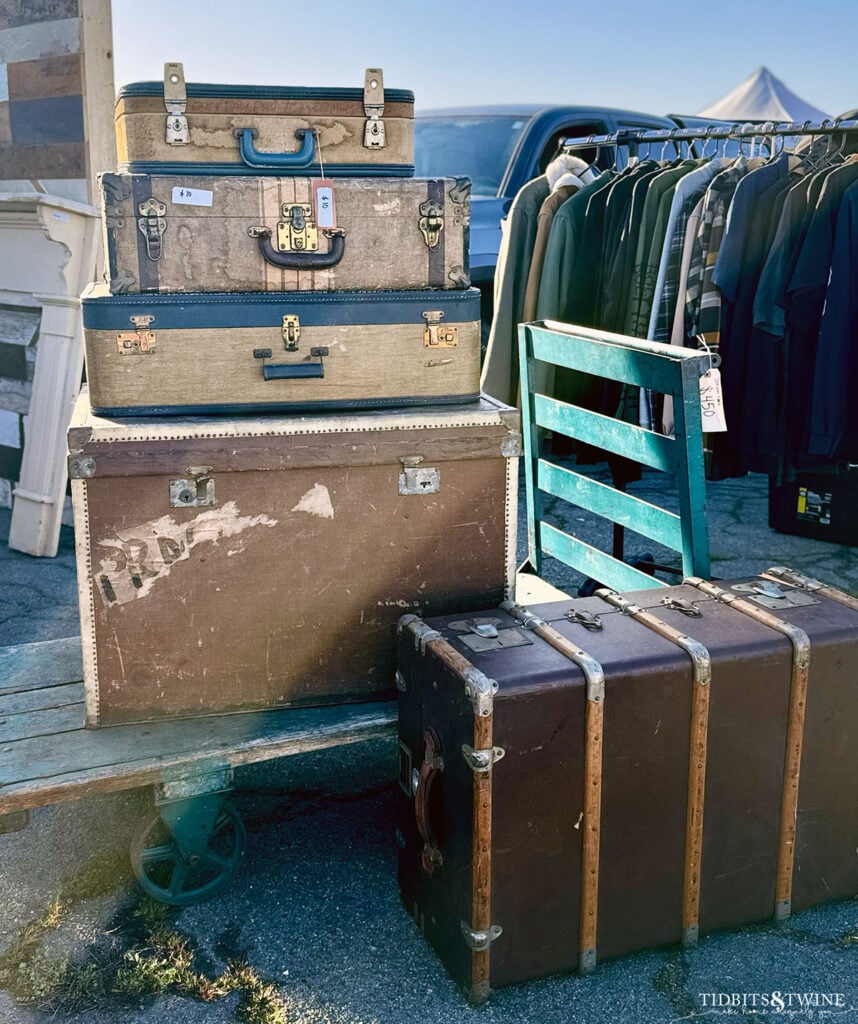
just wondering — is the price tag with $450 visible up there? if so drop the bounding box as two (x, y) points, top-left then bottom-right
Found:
(699, 368), (728, 432)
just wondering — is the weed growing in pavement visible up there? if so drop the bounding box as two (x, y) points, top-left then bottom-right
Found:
(0, 884), (289, 1024)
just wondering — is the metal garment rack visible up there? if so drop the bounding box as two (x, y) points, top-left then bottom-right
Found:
(562, 117), (858, 157)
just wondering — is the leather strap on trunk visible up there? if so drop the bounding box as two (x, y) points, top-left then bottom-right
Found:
(685, 577), (811, 923)
(594, 589), (712, 948)
(503, 601), (605, 975)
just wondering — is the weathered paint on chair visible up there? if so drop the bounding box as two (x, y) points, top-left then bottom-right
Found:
(518, 320), (711, 591)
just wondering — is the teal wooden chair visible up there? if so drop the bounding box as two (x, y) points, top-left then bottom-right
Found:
(518, 320), (712, 591)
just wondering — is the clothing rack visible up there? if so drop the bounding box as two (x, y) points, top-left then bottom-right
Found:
(563, 118), (858, 157)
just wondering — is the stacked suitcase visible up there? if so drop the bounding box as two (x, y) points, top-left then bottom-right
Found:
(71, 64), (521, 726)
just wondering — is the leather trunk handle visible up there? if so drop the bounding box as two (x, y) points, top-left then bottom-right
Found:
(234, 127), (316, 169)
(415, 728), (444, 875)
(250, 228), (346, 270)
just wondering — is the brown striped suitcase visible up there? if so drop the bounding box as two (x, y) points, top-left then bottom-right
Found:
(99, 171), (469, 295)
(396, 570), (858, 1001)
(115, 64), (414, 177)
(68, 390), (521, 726)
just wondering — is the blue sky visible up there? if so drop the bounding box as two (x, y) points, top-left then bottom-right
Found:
(111, 0), (853, 118)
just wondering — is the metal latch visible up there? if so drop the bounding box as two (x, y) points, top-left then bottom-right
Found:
(422, 311), (458, 348)
(276, 204), (318, 252)
(282, 315), (300, 350)
(660, 596), (702, 617)
(399, 456), (440, 495)
(466, 619), (499, 639)
(565, 608), (603, 630)
(363, 67), (386, 149)
(460, 921), (503, 951)
(163, 62), (190, 145)
(116, 315), (156, 355)
(732, 580), (819, 610)
(170, 467), (215, 508)
(461, 744), (505, 773)
(137, 197), (167, 261)
(418, 199), (444, 250)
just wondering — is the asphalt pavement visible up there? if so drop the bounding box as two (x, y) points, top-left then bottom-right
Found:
(0, 468), (856, 1024)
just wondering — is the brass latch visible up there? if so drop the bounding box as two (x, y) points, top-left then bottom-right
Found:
(275, 204), (318, 252)
(282, 314), (300, 350)
(117, 314), (156, 355)
(163, 62), (190, 145)
(422, 311), (458, 348)
(418, 199), (444, 250)
(363, 67), (386, 149)
(137, 197), (167, 261)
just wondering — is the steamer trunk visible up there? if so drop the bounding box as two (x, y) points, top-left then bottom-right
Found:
(115, 77), (414, 176)
(100, 173), (470, 295)
(81, 286), (482, 416)
(397, 577), (858, 1000)
(69, 391), (520, 726)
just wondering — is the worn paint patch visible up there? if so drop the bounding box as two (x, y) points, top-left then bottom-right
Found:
(372, 197), (401, 214)
(95, 501), (277, 606)
(291, 483), (334, 519)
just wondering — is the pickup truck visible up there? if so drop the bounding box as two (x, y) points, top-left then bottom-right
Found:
(413, 106), (711, 329)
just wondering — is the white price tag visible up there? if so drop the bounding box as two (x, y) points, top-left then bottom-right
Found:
(699, 368), (728, 433)
(171, 186), (213, 207)
(314, 179), (336, 229)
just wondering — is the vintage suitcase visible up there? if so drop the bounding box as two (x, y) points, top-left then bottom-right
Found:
(100, 172), (469, 295)
(396, 569), (858, 1002)
(81, 285), (481, 416)
(769, 467), (858, 546)
(68, 389), (520, 726)
(115, 64), (414, 176)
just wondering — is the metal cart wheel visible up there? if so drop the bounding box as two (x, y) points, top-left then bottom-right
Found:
(130, 799), (247, 905)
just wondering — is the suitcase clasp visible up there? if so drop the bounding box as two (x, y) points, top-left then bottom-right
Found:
(163, 62), (190, 145)
(170, 467), (215, 508)
(281, 315), (301, 350)
(564, 608), (604, 630)
(399, 456), (441, 495)
(660, 596), (702, 617)
(137, 198), (167, 261)
(418, 200), (445, 250)
(422, 310), (458, 348)
(116, 315), (156, 355)
(461, 744), (505, 773)
(363, 68), (386, 149)
(275, 204), (319, 253)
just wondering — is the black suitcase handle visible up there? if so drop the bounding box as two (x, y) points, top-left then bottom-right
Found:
(248, 227), (346, 270)
(415, 728), (444, 875)
(234, 127), (316, 169)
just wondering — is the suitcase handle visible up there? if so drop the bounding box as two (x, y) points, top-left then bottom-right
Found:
(415, 728), (444, 874)
(234, 127), (316, 169)
(253, 346), (328, 380)
(249, 227), (346, 270)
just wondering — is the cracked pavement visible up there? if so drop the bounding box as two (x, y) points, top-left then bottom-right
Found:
(0, 467), (857, 1023)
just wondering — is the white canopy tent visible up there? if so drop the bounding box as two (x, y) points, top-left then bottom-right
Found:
(698, 67), (830, 123)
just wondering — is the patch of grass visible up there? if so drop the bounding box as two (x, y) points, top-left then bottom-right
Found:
(225, 962), (289, 1024)
(839, 930), (858, 948)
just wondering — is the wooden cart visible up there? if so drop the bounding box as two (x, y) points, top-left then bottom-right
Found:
(0, 635), (395, 905)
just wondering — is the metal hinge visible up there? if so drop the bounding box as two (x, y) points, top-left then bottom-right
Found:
(422, 310), (458, 348)
(460, 921), (503, 952)
(170, 466), (215, 508)
(399, 456), (441, 495)
(282, 314), (300, 350)
(660, 596), (702, 617)
(565, 608), (603, 631)
(731, 580), (819, 610)
(363, 67), (386, 149)
(463, 668), (499, 718)
(276, 204), (318, 252)
(163, 62), (190, 145)
(418, 199), (444, 250)
(137, 197), (167, 260)
(68, 455), (96, 479)
(461, 744), (505, 773)
(116, 314), (156, 355)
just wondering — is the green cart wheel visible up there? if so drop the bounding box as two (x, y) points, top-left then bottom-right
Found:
(130, 800), (247, 905)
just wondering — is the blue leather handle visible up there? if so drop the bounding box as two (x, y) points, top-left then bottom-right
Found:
(235, 127), (316, 169)
(262, 361), (324, 380)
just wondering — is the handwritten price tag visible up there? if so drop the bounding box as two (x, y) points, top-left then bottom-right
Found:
(314, 179), (336, 229)
(699, 368), (728, 433)
(171, 186), (213, 207)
